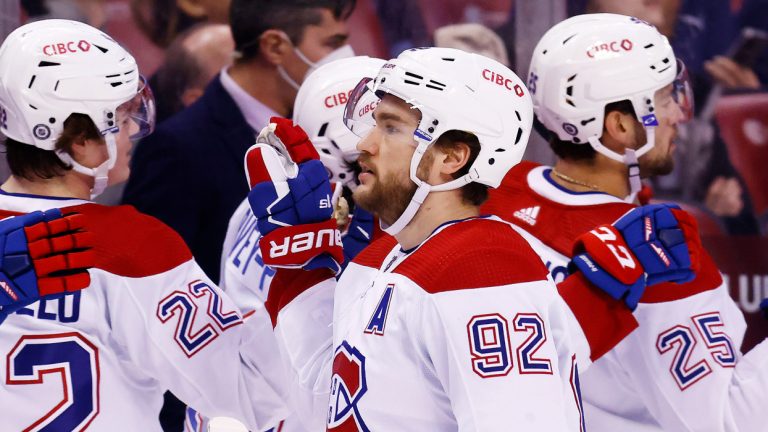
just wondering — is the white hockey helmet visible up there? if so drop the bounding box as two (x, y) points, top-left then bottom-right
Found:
(0, 19), (154, 196)
(529, 13), (692, 162)
(293, 56), (386, 190)
(344, 47), (532, 234)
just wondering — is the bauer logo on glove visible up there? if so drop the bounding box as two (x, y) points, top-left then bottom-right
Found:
(245, 118), (345, 273)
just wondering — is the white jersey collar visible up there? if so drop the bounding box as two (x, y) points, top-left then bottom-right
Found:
(0, 188), (88, 213)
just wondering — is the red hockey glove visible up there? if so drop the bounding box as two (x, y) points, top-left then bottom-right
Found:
(0, 209), (94, 323)
(569, 204), (698, 310)
(245, 118), (344, 273)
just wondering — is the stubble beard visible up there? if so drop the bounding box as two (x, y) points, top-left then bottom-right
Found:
(636, 128), (675, 177)
(353, 170), (417, 225)
(353, 153), (434, 226)
(639, 142), (675, 177)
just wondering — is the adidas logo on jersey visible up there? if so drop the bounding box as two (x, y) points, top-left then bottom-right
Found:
(513, 206), (540, 226)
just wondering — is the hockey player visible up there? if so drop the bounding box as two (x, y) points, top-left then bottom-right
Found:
(220, 55), (385, 314)
(244, 47), (700, 430)
(482, 14), (768, 431)
(0, 19), (290, 431)
(194, 56), (386, 432)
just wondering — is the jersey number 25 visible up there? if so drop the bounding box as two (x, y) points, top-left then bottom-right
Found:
(656, 312), (736, 391)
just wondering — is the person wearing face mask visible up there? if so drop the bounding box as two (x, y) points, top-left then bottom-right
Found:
(123, 0), (356, 286)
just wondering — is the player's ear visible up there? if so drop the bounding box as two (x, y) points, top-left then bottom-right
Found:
(68, 132), (107, 167)
(259, 29), (292, 66)
(439, 141), (472, 177)
(602, 110), (638, 152)
(176, 0), (208, 18)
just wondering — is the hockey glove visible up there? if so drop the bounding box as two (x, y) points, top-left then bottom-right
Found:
(246, 118), (344, 273)
(0, 209), (94, 323)
(569, 204), (697, 310)
(342, 206), (376, 267)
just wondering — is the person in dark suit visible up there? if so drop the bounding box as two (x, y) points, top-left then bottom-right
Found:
(123, 0), (355, 285)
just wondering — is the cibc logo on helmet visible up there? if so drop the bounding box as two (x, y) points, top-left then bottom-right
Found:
(42, 40), (92, 56)
(586, 39), (634, 58)
(482, 69), (525, 97)
(324, 90), (353, 109)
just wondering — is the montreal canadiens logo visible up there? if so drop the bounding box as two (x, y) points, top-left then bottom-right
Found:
(328, 341), (370, 431)
(32, 124), (51, 140)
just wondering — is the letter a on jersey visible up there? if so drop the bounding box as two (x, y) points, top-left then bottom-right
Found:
(364, 284), (394, 336)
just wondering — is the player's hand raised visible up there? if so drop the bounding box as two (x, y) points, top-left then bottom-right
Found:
(245, 117), (344, 273)
(0, 209), (94, 323)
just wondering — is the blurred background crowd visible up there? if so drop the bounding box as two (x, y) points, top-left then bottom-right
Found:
(1, 1), (767, 430)
(2, 0), (766, 235)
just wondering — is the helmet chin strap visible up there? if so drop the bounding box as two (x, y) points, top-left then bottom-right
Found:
(379, 136), (473, 235)
(586, 126), (655, 203)
(56, 133), (117, 199)
(380, 140), (432, 236)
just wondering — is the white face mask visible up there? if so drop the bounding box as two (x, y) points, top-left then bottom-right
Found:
(277, 36), (355, 90)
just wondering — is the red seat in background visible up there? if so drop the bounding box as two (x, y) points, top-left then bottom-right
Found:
(715, 92), (768, 220)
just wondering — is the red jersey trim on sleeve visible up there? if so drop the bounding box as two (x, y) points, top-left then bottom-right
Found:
(394, 218), (550, 294)
(266, 267), (335, 327)
(69, 203), (193, 277)
(558, 272), (639, 361)
(0, 204), (193, 278)
(640, 251), (723, 303)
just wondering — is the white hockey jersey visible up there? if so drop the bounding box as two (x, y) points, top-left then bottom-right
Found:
(268, 216), (642, 431)
(0, 192), (289, 431)
(185, 198), (300, 432)
(482, 161), (768, 432)
(220, 199), (275, 309)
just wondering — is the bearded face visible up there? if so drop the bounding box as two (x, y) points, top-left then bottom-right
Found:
(637, 84), (685, 178)
(351, 94), (431, 225)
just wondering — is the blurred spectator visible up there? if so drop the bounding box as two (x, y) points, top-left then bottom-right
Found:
(126, 4), (353, 430)
(123, 0), (355, 285)
(374, 0), (516, 60)
(22, 0), (107, 27)
(580, 0), (761, 234)
(151, 23), (235, 123)
(585, 0), (683, 38)
(434, 22), (509, 66)
(373, 0), (430, 56)
(737, 0), (768, 84)
(131, 0), (230, 48)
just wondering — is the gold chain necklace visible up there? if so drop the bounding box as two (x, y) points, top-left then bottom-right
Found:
(551, 168), (599, 191)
